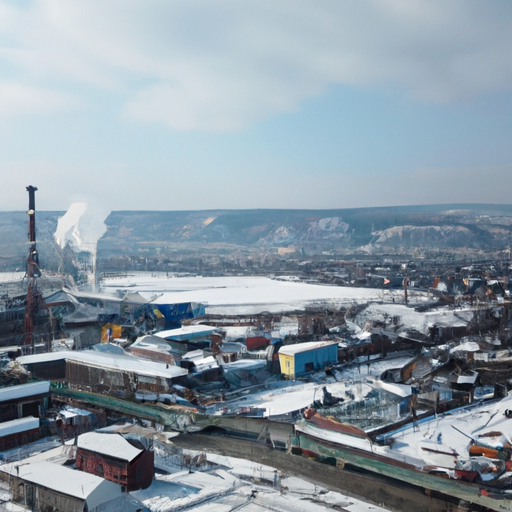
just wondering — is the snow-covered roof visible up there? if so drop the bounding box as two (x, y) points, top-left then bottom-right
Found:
(130, 335), (172, 353)
(155, 325), (218, 340)
(181, 349), (204, 360)
(59, 406), (93, 419)
(371, 379), (412, 398)
(17, 350), (188, 380)
(450, 341), (480, 353)
(0, 416), (39, 437)
(65, 288), (123, 303)
(222, 359), (266, 371)
(0, 381), (50, 402)
(279, 341), (337, 356)
(222, 326), (251, 340)
(77, 432), (143, 462)
(101, 275), (403, 315)
(190, 356), (218, 373)
(452, 370), (478, 385)
(122, 292), (148, 303)
(0, 461), (123, 508)
(218, 342), (244, 353)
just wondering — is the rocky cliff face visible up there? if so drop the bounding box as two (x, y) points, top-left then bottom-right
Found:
(1, 204), (512, 272)
(98, 205), (512, 257)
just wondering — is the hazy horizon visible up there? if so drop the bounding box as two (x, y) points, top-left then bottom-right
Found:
(4, 202), (512, 214)
(1, 2), (511, 212)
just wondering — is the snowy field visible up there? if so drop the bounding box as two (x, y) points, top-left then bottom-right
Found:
(101, 274), (421, 315)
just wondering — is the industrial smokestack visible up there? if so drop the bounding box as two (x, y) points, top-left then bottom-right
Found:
(25, 185), (40, 276)
(24, 185), (41, 348)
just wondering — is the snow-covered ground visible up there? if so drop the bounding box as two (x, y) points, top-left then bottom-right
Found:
(203, 355), (416, 418)
(100, 274), (423, 315)
(352, 302), (474, 337)
(135, 448), (393, 512)
(383, 392), (512, 468)
(1, 435), (392, 512)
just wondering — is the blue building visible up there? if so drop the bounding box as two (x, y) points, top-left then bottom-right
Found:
(278, 341), (338, 379)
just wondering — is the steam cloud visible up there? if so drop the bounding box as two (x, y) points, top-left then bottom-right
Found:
(54, 201), (109, 253)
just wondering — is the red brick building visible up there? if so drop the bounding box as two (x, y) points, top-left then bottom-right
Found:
(76, 432), (154, 491)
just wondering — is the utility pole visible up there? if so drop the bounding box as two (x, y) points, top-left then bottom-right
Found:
(24, 185), (41, 349)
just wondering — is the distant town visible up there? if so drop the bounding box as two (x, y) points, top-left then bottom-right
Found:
(1, 191), (512, 511)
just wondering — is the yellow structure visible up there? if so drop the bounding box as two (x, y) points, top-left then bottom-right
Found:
(101, 323), (122, 342)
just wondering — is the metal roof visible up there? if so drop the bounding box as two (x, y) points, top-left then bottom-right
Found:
(0, 381), (50, 403)
(17, 350), (188, 379)
(278, 341), (337, 356)
(77, 432), (142, 462)
(155, 325), (218, 340)
(0, 416), (39, 437)
(0, 461), (123, 508)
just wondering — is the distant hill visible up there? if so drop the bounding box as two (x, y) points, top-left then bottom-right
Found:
(1, 204), (512, 272)
(98, 204), (512, 257)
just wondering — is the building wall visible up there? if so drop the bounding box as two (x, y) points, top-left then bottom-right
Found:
(128, 449), (154, 490)
(246, 336), (270, 351)
(7, 476), (84, 512)
(278, 353), (295, 378)
(66, 360), (132, 396)
(66, 360), (171, 397)
(24, 359), (66, 380)
(0, 427), (39, 451)
(126, 346), (175, 365)
(0, 402), (18, 422)
(77, 449), (129, 489)
(76, 448), (154, 491)
(280, 345), (337, 378)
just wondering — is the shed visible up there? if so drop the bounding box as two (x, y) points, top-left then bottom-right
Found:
(77, 432), (154, 491)
(278, 341), (338, 379)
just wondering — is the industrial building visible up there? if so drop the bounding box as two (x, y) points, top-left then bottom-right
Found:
(0, 461), (128, 512)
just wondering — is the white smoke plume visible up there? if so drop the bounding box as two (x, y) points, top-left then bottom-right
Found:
(55, 201), (109, 252)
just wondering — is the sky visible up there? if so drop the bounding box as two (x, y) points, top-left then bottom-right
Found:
(1, 0), (512, 212)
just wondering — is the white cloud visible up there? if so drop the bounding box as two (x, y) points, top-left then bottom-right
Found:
(1, 0), (511, 128)
(0, 82), (78, 115)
